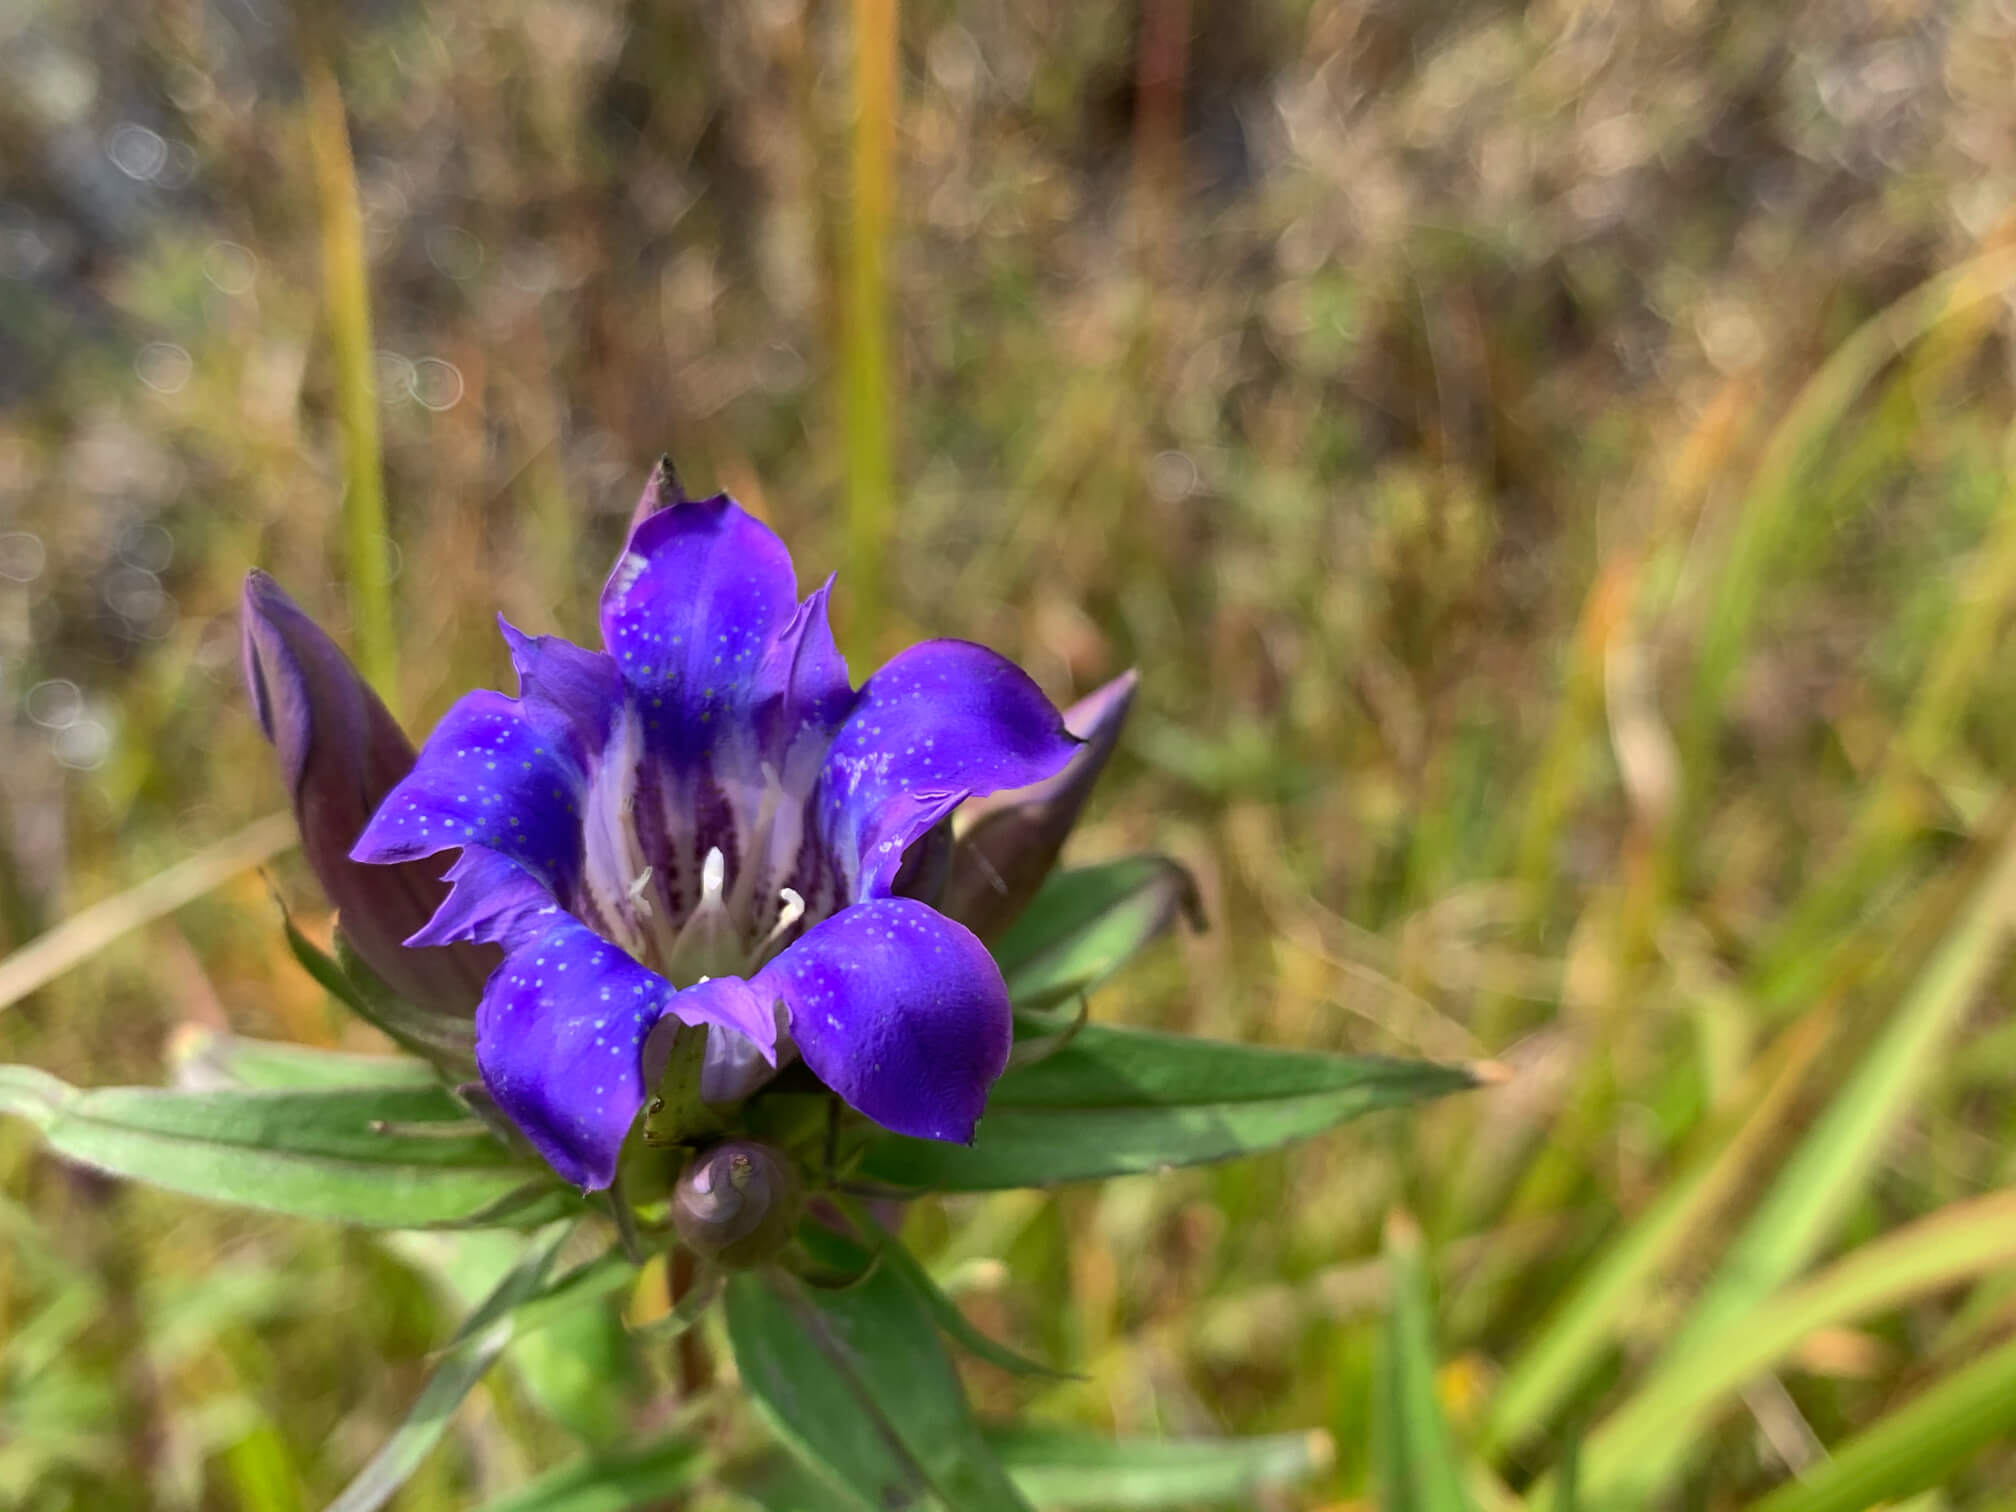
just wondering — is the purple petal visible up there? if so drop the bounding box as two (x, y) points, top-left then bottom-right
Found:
(817, 640), (1079, 897)
(599, 496), (799, 764)
(476, 916), (677, 1190)
(753, 898), (1012, 1143)
(241, 571), (495, 1015)
(351, 690), (586, 903)
(938, 668), (1139, 940)
(752, 576), (854, 772)
(499, 618), (624, 762)
(477, 918), (782, 1190)
(406, 845), (560, 951)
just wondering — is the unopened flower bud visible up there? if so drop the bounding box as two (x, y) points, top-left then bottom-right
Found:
(939, 669), (1138, 941)
(627, 454), (688, 534)
(672, 1140), (801, 1269)
(241, 571), (497, 1016)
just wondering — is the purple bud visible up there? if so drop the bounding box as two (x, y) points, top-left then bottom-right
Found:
(627, 455), (688, 535)
(241, 571), (497, 1015)
(938, 669), (1138, 942)
(672, 1140), (801, 1269)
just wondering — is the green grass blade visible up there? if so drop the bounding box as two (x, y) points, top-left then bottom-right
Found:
(1654, 813), (2016, 1352)
(1680, 244), (2016, 794)
(326, 1230), (569, 1512)
(1377, 1212), (1478, 1512)
(1752, 436), (2016, 1009)
(986, 1426), (1335, 1508)
(1747, 1331), (2016, 1512)
(1481, 1008), (1832, 1452)
(1563, 1186), (2016, 1505)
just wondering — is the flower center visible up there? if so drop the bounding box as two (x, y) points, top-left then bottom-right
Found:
(646, 845), (804, 987)
(571, 710), (823, 988)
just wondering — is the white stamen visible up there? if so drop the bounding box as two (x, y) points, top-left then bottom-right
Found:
(627, 866), (655, 911)
(750, 887), (806, 967)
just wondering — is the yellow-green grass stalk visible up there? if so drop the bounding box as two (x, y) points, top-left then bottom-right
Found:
(1542, 1185), (2016, 1506)
(840, 0), (897, 656)
(1556, 814), (2016, 1503)
(1479, 1004), (1833, 1455)
(303, 51), (398, 711)
(1752, 420), (2016, 1012)
(1678, 243), (2016, 794)
(1745, 1329), (2016, 1512)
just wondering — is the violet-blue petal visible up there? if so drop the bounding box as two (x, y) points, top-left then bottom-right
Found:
(351, 689), (585, 900)
(818, 639), (1079, 896)
(475, 916), (677, 1190)
(753, 576), (854, 767)
(752, 897), (1012, 1143)
(599, 496), (799, 761)
(499, 618), (624, 762)
(405, 845), (559, 951)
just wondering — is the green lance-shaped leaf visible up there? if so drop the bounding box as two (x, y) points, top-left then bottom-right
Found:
(985, 1425), (1336, 1508)
(1377, 1212), (1479, 1512)
(326, 1228), (573, 1512)
(169, 1026), (440, 1091)
(725, 1229), (1035, 1512)
(993, 856), (1202, 1009)
(861, 1024), (1481, 1191)
(848, 1204), (1076, 1380)
(0, 1066), (573, 1229)
(473, 1435), (708, 1512)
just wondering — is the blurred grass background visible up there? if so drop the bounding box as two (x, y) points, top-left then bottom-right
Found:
(5, 0), (2016, 1507)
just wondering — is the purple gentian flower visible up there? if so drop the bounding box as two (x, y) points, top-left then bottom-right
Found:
(351, 494), (1079, 1190)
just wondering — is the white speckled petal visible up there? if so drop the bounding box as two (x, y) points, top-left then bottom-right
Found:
(815, 639), (1079, 898)
(752, 897), (1011, 1143)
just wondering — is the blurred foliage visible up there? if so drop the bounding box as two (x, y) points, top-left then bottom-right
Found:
(5, 0), (2016, 1507)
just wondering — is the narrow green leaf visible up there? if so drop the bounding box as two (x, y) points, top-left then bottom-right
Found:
(1377, 1212), (1478, 1512)
(505, 1251), (637, 1338)
(852, 1208), (1077, 1380)
(726, 1237), (1034, 1512)
(170, 1027), (440, 1091)
(1747, 1331), (2016, 1512)
(862, 1025), (1477, 1190)
(474, 1436), (708, 1512)
(0, 1066), (569, 1228)
(327, 1229), (570, 1512)
(993, 858), (1200, 1009)
(986, 1425), (1334, 1508)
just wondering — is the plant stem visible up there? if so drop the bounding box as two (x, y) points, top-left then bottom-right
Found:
(302, 45), (398, 712)
(842, 0), (897, 654)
